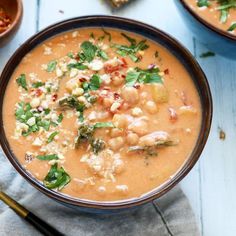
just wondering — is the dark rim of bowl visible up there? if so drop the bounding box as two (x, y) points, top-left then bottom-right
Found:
(0, 15), (213, 210)
(0, 0), (23, 38)
(179, 0), (236, 41)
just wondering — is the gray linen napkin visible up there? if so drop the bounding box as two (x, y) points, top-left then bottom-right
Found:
(0, 149), (199, 236)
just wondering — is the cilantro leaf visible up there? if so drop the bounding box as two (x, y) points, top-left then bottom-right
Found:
(80, 41), (97, 62)
(93, 122), (115, 129)
(47, 60), (57, 72)
(47, 131), (59, 143)
(43, 163), (71, 190)
(16, 74), (27, 91)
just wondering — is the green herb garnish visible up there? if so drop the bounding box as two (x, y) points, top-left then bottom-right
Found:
(57, 113), (63, 123)
(67, 63), (88, 70)
(93, 122), (115, 128)
(228, 22), (236, 31)
(16, 74), (27, 91)
(47, 60), (57, 72)
(197, 0), (210, 7)
(80, 41), (97, 62)
(113, 33), (149, 62)
(47, 131), (59, 143)
(36, 154), (59, 161)
(125, 67), (162, 86)
(32, 81), (45, 88)
(43, 163), (70, 190)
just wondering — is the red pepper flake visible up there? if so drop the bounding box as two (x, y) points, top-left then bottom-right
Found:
(121, 74), (126, 79)
(164, 69), (169, 75)
(121, 58), (128, 68)
(0, 7), (12, 34)
(35, 89), (43, 97)
(79, 78), (87, 83)
(52, 94), (58, 102)
(114, 93), (120, 100)
(114, 71), (120, 76)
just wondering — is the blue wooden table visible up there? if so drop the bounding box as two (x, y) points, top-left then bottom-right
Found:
(0, 1), (235, 235)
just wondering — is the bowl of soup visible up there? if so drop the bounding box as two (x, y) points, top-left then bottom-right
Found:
(175, 0), (236, 59)
(0, 16), (212, 212)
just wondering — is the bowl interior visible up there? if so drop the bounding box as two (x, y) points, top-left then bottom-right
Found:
(0, 16), (212, 210)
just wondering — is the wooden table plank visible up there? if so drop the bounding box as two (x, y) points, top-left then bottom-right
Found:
(195, 41), (236, 236)
(0, 0), (38, 72)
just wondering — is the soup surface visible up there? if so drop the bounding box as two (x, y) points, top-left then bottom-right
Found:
(185, 0), (236, 35)
(3, 28), (201, 201)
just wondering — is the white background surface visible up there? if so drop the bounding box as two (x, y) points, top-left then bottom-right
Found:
(0, 1), (235, 235)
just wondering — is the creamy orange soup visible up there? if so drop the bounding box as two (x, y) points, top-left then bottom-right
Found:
(186, 0), (236, 34)
(3, 28), (201, 201)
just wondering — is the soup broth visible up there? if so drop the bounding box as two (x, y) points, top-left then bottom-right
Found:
(3, 28), (201, 201)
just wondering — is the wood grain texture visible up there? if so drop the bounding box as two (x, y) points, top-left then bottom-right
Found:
(2, 0), (236, 235)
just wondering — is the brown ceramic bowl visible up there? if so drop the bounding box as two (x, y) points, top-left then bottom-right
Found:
(0, 0), (23, 47)
(0, 16), (212, 213)
(175, 0), (236, 59)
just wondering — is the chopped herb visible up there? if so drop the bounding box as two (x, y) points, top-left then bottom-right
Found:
(113, 33), (149, 62)
(32, 81), (45, 88)
(36, 154), (59, 161)
(43, 163), (71, 190)
(155, 51), (159, 58)
(90, 32), (95, 39)
(97, 49), (108, 60)
(128, 140), (176, 156)
(67, 63), (88, 70)
(44, 108), (51, 115)
(88, 74), (102, 90)
(16, 74), (27, 91)
(47, 131), (59, 143)
(197, 0), (210, 7)
(75, 124), (95, 148)
(57, 113), (63, 123)
(228, 22), (236, 31)
(200, 51), (215, 58)
(91, 138), (106, 154)
(80, 41), (97, 62)
(125, 67), (162, 86)
(47, 60), (57, 72)
(93, 122), (115, 129)
(100, 28), (112, 41)
(38, 119), (51, 131)
(59, 96), (85, 112)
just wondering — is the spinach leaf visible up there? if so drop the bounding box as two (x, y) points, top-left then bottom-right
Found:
(88, 74), (102, 90)
(47, 131), (59, 143)
(36, 154), (59, 161)
(57, 113), (63, 123)
(97, 49), (108, 60)
(16, 74), (27, 91)
(47, 60), (57, 72)
(43, 164), (71, 190)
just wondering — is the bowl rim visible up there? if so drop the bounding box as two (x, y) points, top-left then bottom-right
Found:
(179, 0), (236, 41)
(0, 0), (23, 38)
(0, 15), (213, 210)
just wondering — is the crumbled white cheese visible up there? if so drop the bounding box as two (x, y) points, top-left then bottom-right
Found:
(29, 73), (38, 81)
(41, 100), (49, 109)
(88, 59), (104, 71)
(32, 137), (43, 147)
(56, 67), (63, 77)
(116, 185), (128, 192)
(70, 68), (79, 78)
(27, 117), (36, 126)
(43, 45), (52, 55)
(101, 74), (111, 85)
(72, 31), (78, 38)
(72, 88), (84, 96)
